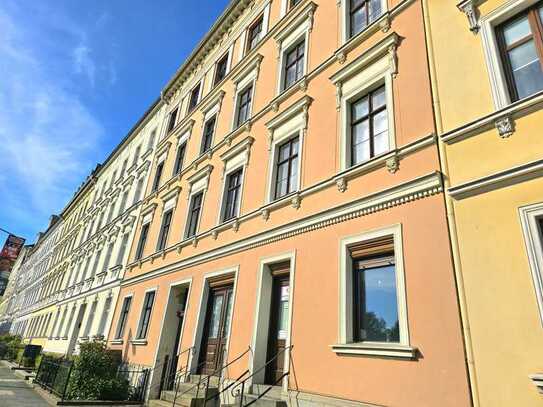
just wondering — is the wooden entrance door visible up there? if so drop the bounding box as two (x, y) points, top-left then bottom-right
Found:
(198, 284), (233, 375)
(265, 273), (290, 384)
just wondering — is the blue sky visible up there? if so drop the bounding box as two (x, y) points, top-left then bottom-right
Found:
(0, 0), (230, 243)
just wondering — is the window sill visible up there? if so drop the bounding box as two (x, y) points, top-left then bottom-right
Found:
(529, 373), (543, 395)
(110, 339), (124, 345)
(330, 343), (417, 359)
(130, 339), (148, 346)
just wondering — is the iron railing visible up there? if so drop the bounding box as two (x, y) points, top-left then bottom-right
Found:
(34, 357), (73, 400)
(117, 364), (151, 402)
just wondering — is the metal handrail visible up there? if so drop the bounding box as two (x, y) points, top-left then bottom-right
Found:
(172, 346), (252, 406)
(226, 345), (293, 407)
(147, 346), (194, 394)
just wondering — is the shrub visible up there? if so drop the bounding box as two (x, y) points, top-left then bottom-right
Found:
(65, 339), (130, 401)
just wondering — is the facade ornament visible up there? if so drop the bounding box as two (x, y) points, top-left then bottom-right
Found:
(299, 77), (308, 92)
(261, 208), (270, 221)
(336, 177), (347, 193)
(291, 193), (301, 209)
(271, 101), (280, 112)
(211, 230), (219, 240)
(232, 219), (240, 232)
(335, 51), (347, 64)
(457, 0), (480, 33)
(244, 120), (252, 133)
(335, 83), (343, 111)
(386, 155), (400, 174)
(380, 15), (391, 33)
(192, 237), (198, 248)
(495, 116), (515, 138)
(267, 131), (274, 152)
(389, 44), (398, 77)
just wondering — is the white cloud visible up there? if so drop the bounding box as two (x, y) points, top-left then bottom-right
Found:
(0, 4), (104, 238)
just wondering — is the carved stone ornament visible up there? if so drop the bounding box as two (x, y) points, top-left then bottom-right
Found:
(232, 219), (240, 232)
(299, 77), (308, 92)
(261, 208), (270, 221)
(386, 155), (400, 174)
(271, 101), (280, 112)
(211, 230), (219, 240)
(336, 177), (347, 193)
(458, 0), (480, 33)
(192, 237), (198, 248)
(380, 15), (391, 33)
(495, 116), (515, 138)
(335, 51), (347, 64)
(291, 193), (301, 209)
(335, 83), (343, 111)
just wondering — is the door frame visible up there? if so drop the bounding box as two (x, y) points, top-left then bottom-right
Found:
(190, 266), (239, 374)
(250, 251), (296, 391)
(67, 302), (87, 356)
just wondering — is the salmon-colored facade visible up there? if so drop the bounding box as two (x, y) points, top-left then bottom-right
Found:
(106, 0), (471, 406)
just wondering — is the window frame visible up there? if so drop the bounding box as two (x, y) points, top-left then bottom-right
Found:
(187, 82), (202, 114)
(166, 107), (179, 134)
(337, 224), (410, 352)
(234, 84), (254, 128)
(214, 52), (230, 87)
(152, 160), (165, 192)
(135, 289), (156, 340)
(185, 190), (205, 239)
(201, 115), (217, 154)
(115, 295), (133, 339)
(135, 222), (150, 261)
(273, 136), (300, 200)
(173, 142), (187, 176)
(282, 40), (306, 91)
(220, 167), (245, 222)
(247, 15), (264, 53)
(520, 202), (543, 326)
(156, 208), (173, 251)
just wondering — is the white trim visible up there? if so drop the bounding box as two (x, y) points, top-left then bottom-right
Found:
(113, 293), (134, 340)
(519, 202), (543, 327)
(479, 0), (541, 109)
(276, 26), (310, 95)
(339, 0), (388, 45)
(337, 224), (410, 351)
(250, 251), (296, 391)
(134, 287), (158, 340)
(217, 164), (246, 226)
(189, 266), (239, 374)
(231, 79), (257, 132)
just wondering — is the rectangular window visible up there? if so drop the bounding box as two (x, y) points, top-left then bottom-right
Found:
(214, 54), (229, 86)
(222, 168), (243, 222)
(136, 291), (155, 339)
(283, 41), (305, 90)
(188, 83), (201, 113)
(247, 16), (263, 52)
(133, 178), (144, 205)
(351, 237), (399, 343)
(497, 4), (543, 101)
(167, 108), (179, 133)
(290, 0), (302, 9)
(349, 0), (382, 38)
(97, 297), (112, 337)
(118, 190), (129, 216)
(173, 143), (186, 176)
(236, 85), (253, 128)
(350, 85), (388, 166)
(274, 136), (299, 199)
(115, 296), (132, 339)
(147, 130), (156, 150)
(132, 145), (141, 167)
(116, 233), (129, 265)
(120, 159), (128, 178)
(156, 209), (173, 251)
(186, 191), (203, 238)
(201, 115), (216, 154)
(152, 161), (164, 192)
(135, 223), (150, 260)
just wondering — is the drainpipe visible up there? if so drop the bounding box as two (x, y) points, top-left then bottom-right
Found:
(421, 1), (481, 406)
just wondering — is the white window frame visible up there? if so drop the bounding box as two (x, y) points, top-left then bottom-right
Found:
(232, 79), (256, 131)
(186, 81), (203, 115)
(333, 224), (414, 358)
(339, 0), (388, 45)
(134, 287), (157, 342)
(218, 165), (246, 225)
(332, 35), (397, 171)
(213, 49), (233, 87)
(242, 2), (271, 57)
(276, 28), (310, 94)
(114, 293), (133, 340)
(520, 202), (543, 326)
(184, 166), (212, 239)
(480, 0), (542, 109)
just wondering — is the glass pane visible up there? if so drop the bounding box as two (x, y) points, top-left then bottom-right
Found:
(508, 41), (543, 99)
(291, 137), (299, 155)
(289, 157), (299, 192)
(222, 291), (233, 336)
(351, 5), (367, 36)
(353, 97), (369, 120)
(352, 120), (370, 164)
(279, 143), (291, 161)
(503, 15), (531, 47)
(357, 264), (399, 343)
(208, 295), (224, 339)
(277, 284), (290, 340)
(285, 65), (297, 87)
(276, 162), (289, 197)
(372, 87), (386, 109)
(372, 109), (389, 155)
(369, 0), (382, 22)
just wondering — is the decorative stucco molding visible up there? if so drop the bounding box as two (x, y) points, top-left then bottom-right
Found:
(457, 0), (485, 33)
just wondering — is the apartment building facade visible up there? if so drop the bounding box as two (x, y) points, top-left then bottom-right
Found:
(42, 103), (165, 356)
(425, 0), (543, 405)
(107, 0), (472, 406)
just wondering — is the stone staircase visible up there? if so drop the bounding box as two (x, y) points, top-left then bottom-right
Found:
(149, 378), (286, 407)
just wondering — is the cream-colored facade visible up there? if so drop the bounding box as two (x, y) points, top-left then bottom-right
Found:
(425, 0), (543, 405)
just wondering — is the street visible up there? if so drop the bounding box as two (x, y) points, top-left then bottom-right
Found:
(0, 363), (49, 406)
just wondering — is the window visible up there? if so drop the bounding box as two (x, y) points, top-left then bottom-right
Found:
(290, 0), (302, 9)
(97, 297), (112, 337)
(201, 115), (216, 154)
(135, 223), (150, 260)
(118, 189), (129, 216)
(101, 242), (114, 274)
(188, 83), (201, 113)
(352, 240), (398, 343)
(116, 233), (129, 265)
(91, 249), (102, 277)
(274, 136), (299, 199)
(185, 191), (203, 238)
(214, 53), (229, 86)
(222, 168), (243, 222)
(167, 108), (178, 134)
(497, 4), (543, 101)
(120, 159), (128, 178)
(156, 209), (173, 251)
(83, 300), (97, 338)
(110, 171), (117, 188)
(136, 291), (155, 339)
(115, 296), (132, 339)
(173, 143), (186, 176)
(236, 85), (253, 127)
(283, 41), (305, 90)
(133, 178), (145, 205)
(132, 145), (141, 167)
(152, 161), (164, 192)
(147, 130), (156, 150)
(350, 85), (388, 166)
(247, 16), (263, 52)
(349, 0), (382, 38)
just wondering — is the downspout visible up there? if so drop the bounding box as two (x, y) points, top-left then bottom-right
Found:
(421, 1), (481, 406)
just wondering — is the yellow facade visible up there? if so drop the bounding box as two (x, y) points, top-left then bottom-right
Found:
(425, 0), (543, 405)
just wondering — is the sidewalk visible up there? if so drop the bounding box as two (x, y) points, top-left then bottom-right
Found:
(0, 362), (50, 406)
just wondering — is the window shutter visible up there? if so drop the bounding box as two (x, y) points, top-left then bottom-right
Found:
(349, 235), (394, 259)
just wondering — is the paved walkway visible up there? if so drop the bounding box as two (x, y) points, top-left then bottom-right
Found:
(0, 363), (49, 406)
